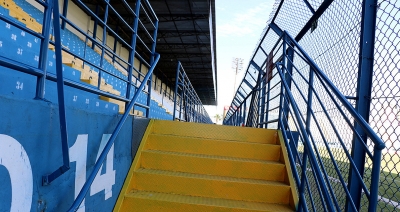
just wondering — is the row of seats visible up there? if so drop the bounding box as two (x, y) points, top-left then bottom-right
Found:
(1, 0), (41, 32)
(0, 0), (173, 119)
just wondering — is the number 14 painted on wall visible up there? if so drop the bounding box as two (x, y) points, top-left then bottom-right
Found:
(0, 134), (116, 212)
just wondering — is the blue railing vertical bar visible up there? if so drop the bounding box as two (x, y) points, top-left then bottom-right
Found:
(146, 19), (159, 118)
(347, 0), (378, 211)
(126, 0), (142, 108)
(173, 61), (212, 124)
(35, 0), (53, 99)
(42, 0), (70, 186)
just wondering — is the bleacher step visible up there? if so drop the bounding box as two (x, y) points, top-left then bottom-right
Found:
(122, 191), (294, 212)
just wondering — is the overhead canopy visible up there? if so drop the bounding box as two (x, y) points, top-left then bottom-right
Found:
(150, 0), (217, 105)
(78, 0), (217, 105)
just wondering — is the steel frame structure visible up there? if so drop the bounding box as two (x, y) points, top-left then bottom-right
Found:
(223, 0), (388, 211)
(173, 61), (212, 124)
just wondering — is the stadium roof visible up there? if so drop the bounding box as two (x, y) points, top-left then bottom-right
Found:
(79, 0), (217, 105)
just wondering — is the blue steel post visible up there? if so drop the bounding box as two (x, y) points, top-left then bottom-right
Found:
(61, 0), (69, 29)
(112, 25), (119, 62)
(126, 0), (141, 101)
(259, 78), (266, 128)
(298, 67), (315, 212)
(42, 0), (71, 185)
(146, 20), (159, 118)
(91, 4), (99, 50)
(180, 70), (184, 120)
(173, 61), (181, 120)
(97, 0), (110, 90)
(265, 79), (270, 124)
(282, 37), (294, 130)
(35, 0), (53, 99)
(346, 0), (378, 211)
(243, 100), (247, 126)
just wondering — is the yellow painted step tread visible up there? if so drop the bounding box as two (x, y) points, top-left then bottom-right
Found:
(135, 168), (289, 186)
(141, 149), (285, 165)
(146, 134), (281, 161)
(140, 150), (286, 181)
(151, 120), (278, 144)
(122, 191), (294, 212)
(132, 168), (291, 204)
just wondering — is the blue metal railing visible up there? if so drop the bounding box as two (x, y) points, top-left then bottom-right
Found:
(0, 0), (159, 184)
(223, 31), (385, 211)
(67, 53), (160, 212)
(173, 61), (213, 124)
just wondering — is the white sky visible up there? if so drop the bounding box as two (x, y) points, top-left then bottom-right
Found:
(205, 0), (275, 123)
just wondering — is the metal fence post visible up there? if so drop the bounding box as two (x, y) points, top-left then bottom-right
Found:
(173, 62), (180, 120)
(346, 0), (378, 211)
(282, 36), (294, 130)
(126, 0), (141, 101)
(146, 20), (159, 119)
(35, 0), (53, 99)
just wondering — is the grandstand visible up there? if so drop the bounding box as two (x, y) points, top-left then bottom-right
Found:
(0, 0), (399, 211)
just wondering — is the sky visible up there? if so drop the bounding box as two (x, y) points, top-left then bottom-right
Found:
(204, 0), (275, 123)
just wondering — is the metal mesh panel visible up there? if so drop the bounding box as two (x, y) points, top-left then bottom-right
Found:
(370, 0), (400, 210)
(224, 0), (400, 209)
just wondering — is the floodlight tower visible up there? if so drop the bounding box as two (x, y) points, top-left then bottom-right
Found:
(232, 57), (244, 97)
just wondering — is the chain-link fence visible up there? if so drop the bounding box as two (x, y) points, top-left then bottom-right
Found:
(224, 0), (400, 211)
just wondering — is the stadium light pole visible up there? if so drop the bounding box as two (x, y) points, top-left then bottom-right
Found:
(232, 57), (244, 98)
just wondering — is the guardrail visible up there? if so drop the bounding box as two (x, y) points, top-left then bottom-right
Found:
(223, 30), (385, 211)
(173, 61), (212, 124)
(0, 0), (159, 185)
(68, 53), (160, 212)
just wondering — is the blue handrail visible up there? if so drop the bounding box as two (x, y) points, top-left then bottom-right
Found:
(67, 53), (160, 212)
(173, 61), (213, 123)
(223, 30), (385, 211)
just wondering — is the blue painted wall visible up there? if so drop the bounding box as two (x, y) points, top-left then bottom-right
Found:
(0, 83), (143, 211)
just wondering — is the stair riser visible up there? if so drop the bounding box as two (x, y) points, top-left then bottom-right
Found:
(121, 196), (290, 212)
(132, 172), (291, 204)
(152, 120), (278, 144)
(146, 134), (281, 161)
(140, 151), (286, 181)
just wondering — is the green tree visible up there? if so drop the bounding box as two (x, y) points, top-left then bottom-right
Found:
(213, 114), (222, 124)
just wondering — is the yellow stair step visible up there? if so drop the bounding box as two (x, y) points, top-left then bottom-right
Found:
(132, 168), (291, 204)
(140, 150), (286, 181)
(151, 120), (278, 144)
(145, 134), (281, 161)
(120, 190), (294, 212)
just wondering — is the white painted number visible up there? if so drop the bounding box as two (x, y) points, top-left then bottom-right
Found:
(73, 95), (78, 102)
(90, 134), (115, 200)
(27, 42), (32, 48)
(0, 41), (2, 47)
(69, 135), (88, 212)
(16, 81), (23, 90)
(34, 55), (39, 62)
(0, 134), (33, 212)
(96, 101), (100, 107)
(17, 48), (23, 55)
(0, 133), (116, 211)
(11, 34), (16, 41)
(85, 99), (90, 104)
(6, 23), (10, 29)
